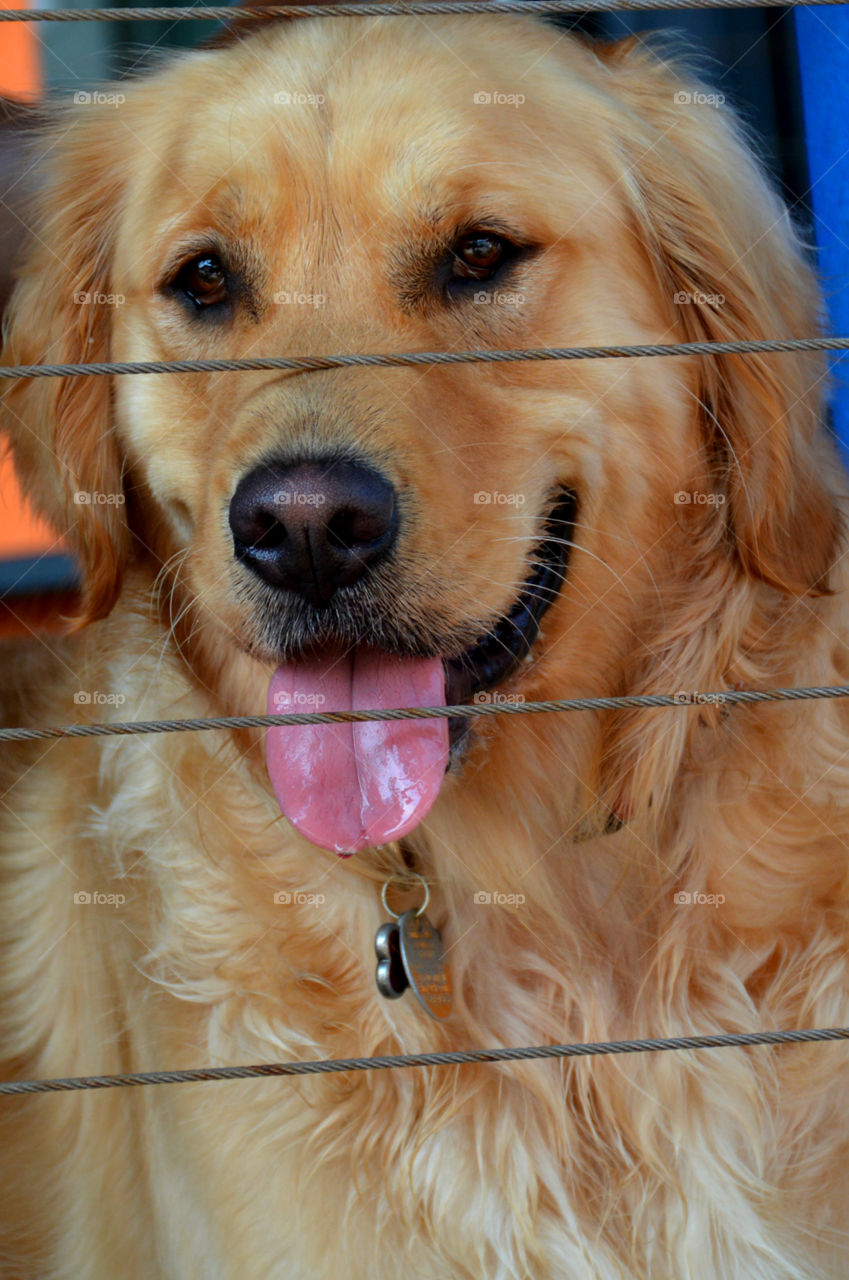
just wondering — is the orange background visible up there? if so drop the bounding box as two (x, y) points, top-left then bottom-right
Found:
(1, 0), (55, 566)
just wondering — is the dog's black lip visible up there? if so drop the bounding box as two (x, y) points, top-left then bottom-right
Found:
(443, 489), (577, 755)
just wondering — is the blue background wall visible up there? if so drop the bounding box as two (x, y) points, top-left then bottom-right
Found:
(795, 5), (849, 460)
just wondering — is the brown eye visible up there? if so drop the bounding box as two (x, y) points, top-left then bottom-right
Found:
(453, 232), (507, 280)
(173, 253), (229, 308)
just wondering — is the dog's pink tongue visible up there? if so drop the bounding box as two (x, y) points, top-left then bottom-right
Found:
(266, 648), (448, 854)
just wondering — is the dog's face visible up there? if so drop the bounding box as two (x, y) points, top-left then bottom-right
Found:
(109, 20), (678, 665)
(3, 17), (839, 850)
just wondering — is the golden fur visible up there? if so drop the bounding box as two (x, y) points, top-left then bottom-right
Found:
(2, 16), (849, 1277)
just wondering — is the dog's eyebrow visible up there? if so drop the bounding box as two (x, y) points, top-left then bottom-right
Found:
(416, 207), (528, 242)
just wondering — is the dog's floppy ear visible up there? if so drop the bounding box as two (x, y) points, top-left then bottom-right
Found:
(1, 107), (130, 627)
(602, 38), (841, 595)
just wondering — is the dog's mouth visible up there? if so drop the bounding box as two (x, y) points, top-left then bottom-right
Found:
(264, 489), (577, 855)
(443, 488), (577, 755)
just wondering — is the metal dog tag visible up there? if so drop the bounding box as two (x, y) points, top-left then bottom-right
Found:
(375, 921), (409, 999)
(374, 912), (453, 1019)
(397, 909), (453, 1021)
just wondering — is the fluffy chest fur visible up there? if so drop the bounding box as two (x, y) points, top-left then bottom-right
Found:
(2, 598), (849, 1280)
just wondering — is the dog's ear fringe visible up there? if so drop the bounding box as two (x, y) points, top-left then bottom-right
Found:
(582, 39), (845, 830)
(601, 38), (843, 598)
(1, 110), (131, 630)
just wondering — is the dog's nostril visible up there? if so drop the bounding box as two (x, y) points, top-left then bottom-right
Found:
(229, 459), (399, 607)
(326, 510), (357, 552)
(251, 510), (288, 551)
(326, 501), (394, 551)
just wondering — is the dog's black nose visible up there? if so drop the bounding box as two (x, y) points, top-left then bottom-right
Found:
(229, 460), (398, 607)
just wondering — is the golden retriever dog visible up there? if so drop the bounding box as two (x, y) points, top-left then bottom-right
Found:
(2, 13), (848, 1278)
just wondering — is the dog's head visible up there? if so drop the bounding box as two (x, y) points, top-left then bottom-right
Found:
(2, 18), (840, 851)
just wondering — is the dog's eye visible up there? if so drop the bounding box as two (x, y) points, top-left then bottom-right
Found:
(452, 233), (508, 281)
(172, 253), (229, 309)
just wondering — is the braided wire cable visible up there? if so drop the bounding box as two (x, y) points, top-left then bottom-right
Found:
(1, 337), (847, 383)
(2, 1027), (848, 1096)
(0, 0), (846, 21)
(1, 684), (848, 745)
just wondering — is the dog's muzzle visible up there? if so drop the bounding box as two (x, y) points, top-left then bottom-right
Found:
(233, 460), (576, 855)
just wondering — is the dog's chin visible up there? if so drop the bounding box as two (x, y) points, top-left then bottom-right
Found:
(251, 487), (577, 767)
